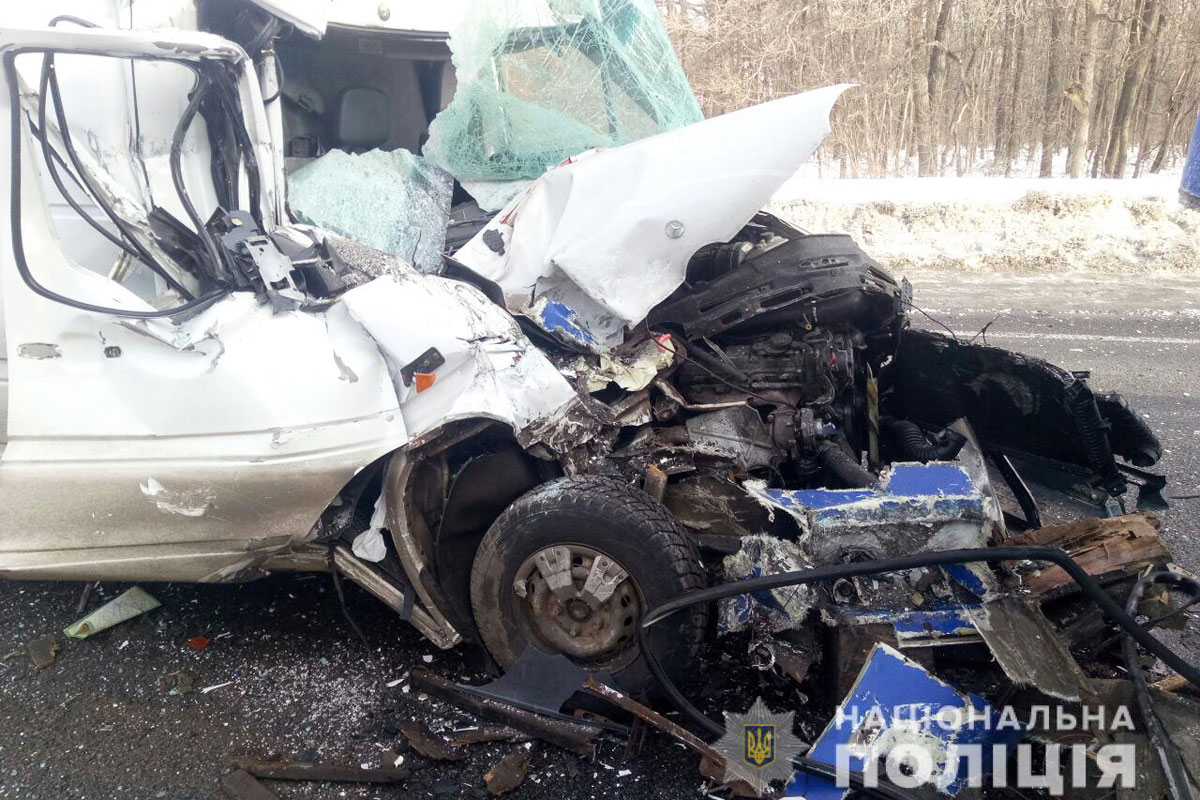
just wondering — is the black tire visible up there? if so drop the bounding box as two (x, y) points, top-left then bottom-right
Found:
(469, 475), (707, 697)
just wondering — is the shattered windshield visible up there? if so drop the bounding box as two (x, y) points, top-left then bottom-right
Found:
(423, 0), (702, 182)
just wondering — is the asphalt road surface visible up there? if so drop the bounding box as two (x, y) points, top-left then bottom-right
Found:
(1, 270), (1197, 800)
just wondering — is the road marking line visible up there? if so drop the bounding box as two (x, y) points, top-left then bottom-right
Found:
(948, 331), (1200, 346)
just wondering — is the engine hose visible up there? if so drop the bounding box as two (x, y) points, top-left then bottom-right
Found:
(816, 439), (876, 488)
(882, 417), (967, 462)
(1065, 381), (1126, 495)
(1121, 571), (1199, 800)
(636, 546), (1200, 798)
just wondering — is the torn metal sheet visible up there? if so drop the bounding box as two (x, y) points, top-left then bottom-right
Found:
(832, 607), (982, 648)
(399, 721), (466, 762)
(788, 644), (1024, 798)
(964, 596), (1092, 702)
(455, 85), (851, 349)
(720, 534), (816, 634)
(339, 274), (579, 444)
(484, 743), (535, 796)
(26, 634), (59, 669)
(745, 464), (998, 599)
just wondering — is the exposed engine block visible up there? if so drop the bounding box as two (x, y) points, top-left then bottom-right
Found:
(675, 331), (859, 406)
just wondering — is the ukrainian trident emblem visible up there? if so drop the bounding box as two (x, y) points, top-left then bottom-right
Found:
(744, 723), (776, 767)
(714, 697), (803, 794)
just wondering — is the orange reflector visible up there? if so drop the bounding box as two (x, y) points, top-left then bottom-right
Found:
(414, 372), (436, 393)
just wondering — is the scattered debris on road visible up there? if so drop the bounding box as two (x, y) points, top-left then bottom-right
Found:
(484, 742), (536, 796)
(25, 634), (58, 669)
(228, 756), (411, 784)
(399, 720), (467, 762)
(159, 670), (196, 696)
(219, 769), (279, 800)
(62, 587), (160, 640)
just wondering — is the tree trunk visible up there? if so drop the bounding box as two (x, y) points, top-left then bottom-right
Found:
(928, 0), (954, 109)
(1151, 65), (1196, 173)
(1132, 42), (1161, 177)
(1067, 0), (1102, 178)
(911, 1), (937, 176)
(1005, 4), (1027, 175)
(1039, 2), (1065, 177)
(994, 5), (1016, 170)
(1102, 0), (1162, 177)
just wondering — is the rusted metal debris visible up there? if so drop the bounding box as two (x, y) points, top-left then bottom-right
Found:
(484, 742), (536, 796)
(452, 725), (528, 747)
(219, 770), (280, 800)
(399, 720), (466, 761)
(228, 757), (410, 784)
(410, 668), (604, 757)
(581, 675), (723, 764)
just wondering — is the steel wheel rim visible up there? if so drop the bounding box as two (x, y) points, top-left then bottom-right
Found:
(511, 543), (643, 667)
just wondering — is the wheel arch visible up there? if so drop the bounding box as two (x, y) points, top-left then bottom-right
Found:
(382, 420), (562, 641)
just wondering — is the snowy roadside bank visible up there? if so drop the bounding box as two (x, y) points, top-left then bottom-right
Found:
(768, 172), (1199, 275)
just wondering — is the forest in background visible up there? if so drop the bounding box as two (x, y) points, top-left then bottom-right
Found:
(658, 0), (1200, 178)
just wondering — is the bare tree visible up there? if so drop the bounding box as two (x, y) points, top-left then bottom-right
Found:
(1064, 0), (1102, 177)
(1102, 0), (1162, 176)
(1039, 0), (1065, 176)
(659, 0), (1199, 179)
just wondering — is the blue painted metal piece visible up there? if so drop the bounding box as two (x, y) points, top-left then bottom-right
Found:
(762, 463), (985, 527)
(787, 645), (1023, 798)
(836, 606), (980, 643)
(944, 563), (988, 596)
(885, 463), (976, 497)
(1183, 109), (1200, 209)
(534, 298), (597, 346)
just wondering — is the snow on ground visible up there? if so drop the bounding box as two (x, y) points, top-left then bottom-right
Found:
(768, 170), (1199, 275)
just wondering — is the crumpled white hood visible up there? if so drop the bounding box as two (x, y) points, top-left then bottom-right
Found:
(455, 84), (852, 350)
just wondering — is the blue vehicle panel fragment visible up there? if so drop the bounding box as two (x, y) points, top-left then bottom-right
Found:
(787, 644), (1023, 798)
(534, 298), (598, 346)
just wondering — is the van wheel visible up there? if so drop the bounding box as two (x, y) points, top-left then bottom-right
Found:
(469, 476), (707, 697)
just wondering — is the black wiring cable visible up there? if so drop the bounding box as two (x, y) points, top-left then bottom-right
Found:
(5, 50), (227, 319)
(41, 53), (195, 299)
(1094, 593), (1200, 654)
(261, 52), (284, 104)
(1120, 571), (1198, 800)
(169, 71), (231, 286)
(35, 16), (142, 260)
(636, 546), (1200, 797)
(657, 335), (801, 410)
(210, 69), (265, 229)
(31, 106), (139, 259)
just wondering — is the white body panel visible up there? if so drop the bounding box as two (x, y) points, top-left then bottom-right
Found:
(0, 24), (576, 583)
(455, 85), (851, 349)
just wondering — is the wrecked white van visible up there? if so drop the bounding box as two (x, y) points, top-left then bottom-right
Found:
(0, 0), (1170, 695)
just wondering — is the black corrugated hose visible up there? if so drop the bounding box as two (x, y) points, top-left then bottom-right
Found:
(637, 546), (1200, 800)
